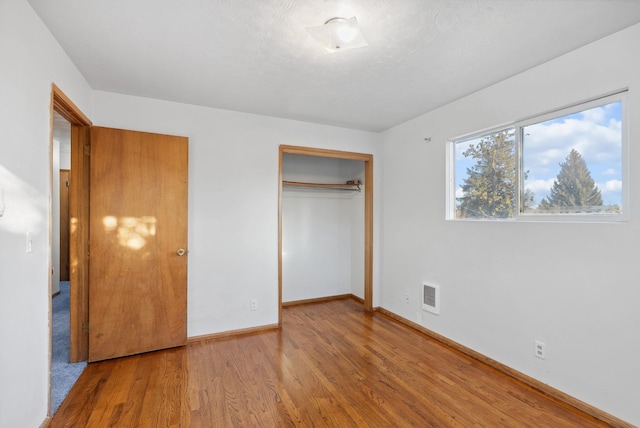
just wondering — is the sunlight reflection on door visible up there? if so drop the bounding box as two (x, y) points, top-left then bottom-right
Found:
(102, 215), (157, 250)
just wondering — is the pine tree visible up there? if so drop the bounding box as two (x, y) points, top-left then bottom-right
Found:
(457, 130), (517, 219)
(541, 149), (602, 211)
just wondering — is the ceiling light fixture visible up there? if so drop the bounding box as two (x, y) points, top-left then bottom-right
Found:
(306, 17), (368, 53)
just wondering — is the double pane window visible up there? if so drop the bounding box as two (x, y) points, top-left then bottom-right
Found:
(449, 92), (626, 221)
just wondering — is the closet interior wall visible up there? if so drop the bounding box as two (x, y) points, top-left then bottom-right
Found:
(281, 154), (365, 303)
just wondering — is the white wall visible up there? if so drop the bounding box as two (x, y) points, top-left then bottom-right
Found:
(281, 155), (365, 302)
(380, 23), (640, 425)
(0, 1), (93, 427)
(91, 91), (382, 337)
(282, 193), (353, 301)
(350, 192), (365, 299)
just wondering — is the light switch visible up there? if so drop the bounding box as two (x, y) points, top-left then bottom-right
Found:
(26, 232), (33, 253)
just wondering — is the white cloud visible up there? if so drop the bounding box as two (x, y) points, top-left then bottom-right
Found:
(603, 180), (622, 193)
(525, 178), (555, 194)
(524, 118), (621, 170)
(524, 178), (555, 203)
(598, 180), (623, 205)
(580, 106), (606, 124)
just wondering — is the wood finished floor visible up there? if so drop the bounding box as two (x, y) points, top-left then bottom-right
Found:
(50, 298), (609, 427)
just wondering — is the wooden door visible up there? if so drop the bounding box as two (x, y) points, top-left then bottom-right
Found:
(59, 169), (70, 281)
(89, 127), (188, 362)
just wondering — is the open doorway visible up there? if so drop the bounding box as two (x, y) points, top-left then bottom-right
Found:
(51, 111), (86, 414)
(52, 111), (70, 294)
(50, 85), (92, 416)
(278, 145), (373, 325)
(281, 154), (364, 303)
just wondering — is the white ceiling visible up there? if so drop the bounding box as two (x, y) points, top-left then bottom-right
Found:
(29, 0), (640, 132)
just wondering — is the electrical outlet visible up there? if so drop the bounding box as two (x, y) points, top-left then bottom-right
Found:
(404, 293), (410, 305)
(535, 340), (546, 359)
(250, 299), (258, 311)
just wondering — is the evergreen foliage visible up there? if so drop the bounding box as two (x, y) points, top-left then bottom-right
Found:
(541, 149), (602, 211)
(457, 130), (517, 219)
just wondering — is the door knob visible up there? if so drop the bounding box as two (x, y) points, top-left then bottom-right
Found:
(176, 249), (186, 256)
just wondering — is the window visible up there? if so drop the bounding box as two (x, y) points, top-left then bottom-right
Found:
(448, 92), (627, 221)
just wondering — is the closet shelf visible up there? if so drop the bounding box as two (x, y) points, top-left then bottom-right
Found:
(282, 179), (362, 192)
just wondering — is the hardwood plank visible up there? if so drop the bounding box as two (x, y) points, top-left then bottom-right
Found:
(51, 298), (617, 427)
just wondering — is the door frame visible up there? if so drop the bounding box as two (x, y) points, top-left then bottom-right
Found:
(278, 145), (374, 325)
(51, 84), (91, 368)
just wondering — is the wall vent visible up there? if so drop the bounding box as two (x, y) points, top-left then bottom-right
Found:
(422, 282), (440, 315)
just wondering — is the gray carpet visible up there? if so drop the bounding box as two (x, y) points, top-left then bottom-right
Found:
(52, 281), (86, 414)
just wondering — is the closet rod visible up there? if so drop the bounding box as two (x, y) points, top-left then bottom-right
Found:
(282, 179), (361, 191)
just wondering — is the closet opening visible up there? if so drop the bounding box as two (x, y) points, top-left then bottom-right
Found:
(278, 145), (373, 326)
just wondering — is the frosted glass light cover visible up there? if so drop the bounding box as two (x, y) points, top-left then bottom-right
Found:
(307, 17), (368, 53)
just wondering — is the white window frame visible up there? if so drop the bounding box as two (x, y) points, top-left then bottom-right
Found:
(447, 91), (628, 222)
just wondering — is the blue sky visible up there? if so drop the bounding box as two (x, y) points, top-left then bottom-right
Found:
(454, 101), (623, 208)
